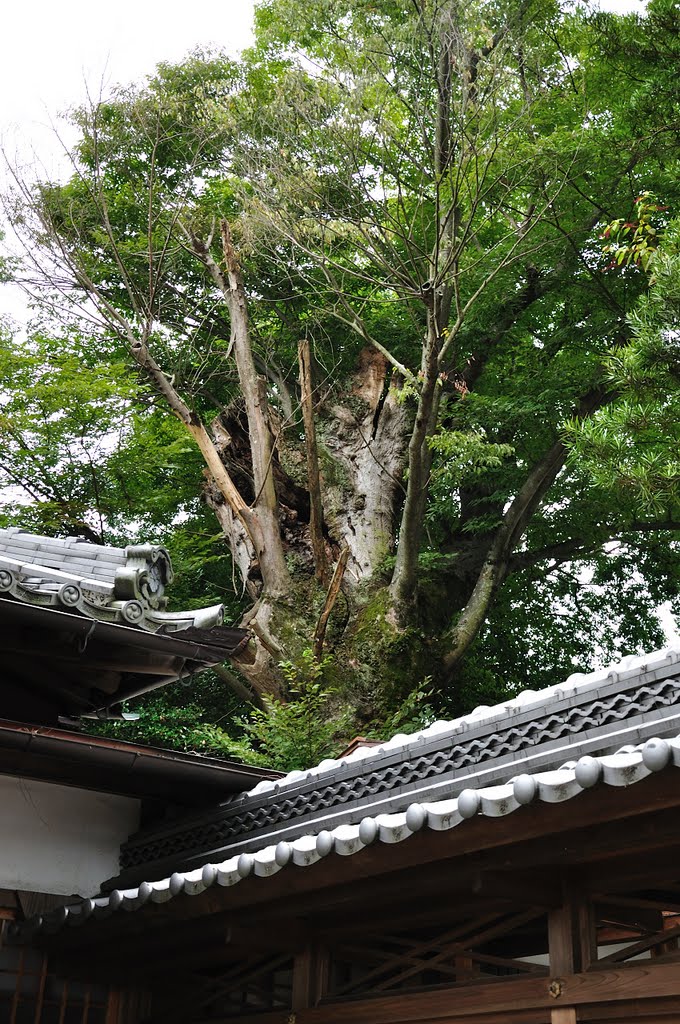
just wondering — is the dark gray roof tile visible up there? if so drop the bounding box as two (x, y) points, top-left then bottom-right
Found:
(0, 528), (225, 634)
(113, 646), (680, 882)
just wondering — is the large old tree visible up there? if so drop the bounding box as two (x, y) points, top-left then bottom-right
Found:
(3, 0), (679, 727)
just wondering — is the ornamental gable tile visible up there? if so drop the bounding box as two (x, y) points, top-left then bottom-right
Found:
(0, 528), (224, 633)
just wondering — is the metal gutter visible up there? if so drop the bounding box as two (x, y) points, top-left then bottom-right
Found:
(0, 718), (281, 802)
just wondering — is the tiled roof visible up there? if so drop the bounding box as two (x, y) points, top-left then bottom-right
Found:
(114, 643), (680, 883)
(9, 730), (678, 942)
(0, 527), (224, 633)
(247, 645), (680, 797)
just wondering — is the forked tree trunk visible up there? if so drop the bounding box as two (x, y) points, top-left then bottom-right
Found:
(220, 347), (412, 701)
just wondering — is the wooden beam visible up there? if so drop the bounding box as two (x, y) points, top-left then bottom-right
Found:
(585, 997), (680, 1020)
(193, 1013), (555, 1024)
(586, 844), (680, 892)
(195, 961), (680, 1024)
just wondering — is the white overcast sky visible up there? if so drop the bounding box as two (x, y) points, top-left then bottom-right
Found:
(0, 0), (256, 322)
(2, 0), (255, 152)
(0, 0), (643, 326)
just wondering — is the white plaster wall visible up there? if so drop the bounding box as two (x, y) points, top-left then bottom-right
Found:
(0, 775), (140, 897)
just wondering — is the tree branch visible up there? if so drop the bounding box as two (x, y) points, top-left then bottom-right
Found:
(211, 664), (266, 711)
(510, 520), (680, 573)
(298, 338), (328, 586)
(314, 547), (349, 660)
(442, 388), (607, 673)
(187, 221), (290, 597)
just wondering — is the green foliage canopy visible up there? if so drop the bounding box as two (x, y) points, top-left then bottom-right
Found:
(0, 0), (678, 765)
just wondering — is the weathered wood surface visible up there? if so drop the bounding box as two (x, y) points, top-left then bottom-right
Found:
(193, 962), (680, 1024)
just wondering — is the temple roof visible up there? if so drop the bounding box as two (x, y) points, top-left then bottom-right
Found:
(0, 717), (280, 805)
(0, 527), (250, 724)
(0, 527), (223, 632)
(112, 643), (680, 885)
(11, 643), (680, 941)
(10, 728), (677, 943)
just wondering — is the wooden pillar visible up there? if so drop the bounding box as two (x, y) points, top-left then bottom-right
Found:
(453, 953), (477, 982)
(292, 944), (328, 1011)
(549, 879), (596, 975)
(548, 875), (595, 1024)
(577, 894), (597, 972)
(550, 1010), (577, 1024)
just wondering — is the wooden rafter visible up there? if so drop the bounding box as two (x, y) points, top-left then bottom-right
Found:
(597, 922), (680, 965)
(193, 954), (292, 1013)
(325, 908), (547, 999)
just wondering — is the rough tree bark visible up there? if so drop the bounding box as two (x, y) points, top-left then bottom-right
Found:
(321, 349), (412, 582)
(189, 221), (290, 599)
(298, 338), (328, 586)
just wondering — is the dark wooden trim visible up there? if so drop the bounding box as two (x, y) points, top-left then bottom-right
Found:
(194, 962), (680, 1024)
